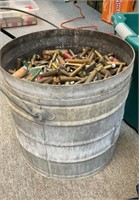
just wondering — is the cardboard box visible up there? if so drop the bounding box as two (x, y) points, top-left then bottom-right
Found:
(102, 0), (134, 24)
(133, 0), (139, 12)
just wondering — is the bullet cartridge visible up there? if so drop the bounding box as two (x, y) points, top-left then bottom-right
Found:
(12, 66), (28, 78)
(85, 69), (98, 83)
(70, 64), (85, 77)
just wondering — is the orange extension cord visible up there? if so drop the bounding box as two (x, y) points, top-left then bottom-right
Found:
(60, 2), (98, 30)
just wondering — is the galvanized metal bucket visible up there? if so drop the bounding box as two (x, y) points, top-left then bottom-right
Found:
(0, 29), (135, 179)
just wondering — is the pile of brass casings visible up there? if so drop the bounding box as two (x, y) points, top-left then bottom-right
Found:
(9, 48), (128, 85)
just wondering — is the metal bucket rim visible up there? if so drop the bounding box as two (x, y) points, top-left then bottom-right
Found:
(0, 29), (135, 88)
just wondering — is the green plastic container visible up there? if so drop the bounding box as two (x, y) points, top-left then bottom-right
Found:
(112, 12), (138, 132)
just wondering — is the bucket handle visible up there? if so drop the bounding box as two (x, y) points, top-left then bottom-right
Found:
(0, 84), (55, 122)
(0, 7), (58, 121)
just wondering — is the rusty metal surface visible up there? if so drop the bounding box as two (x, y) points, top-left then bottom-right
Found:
(0, 29), (135, 179)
